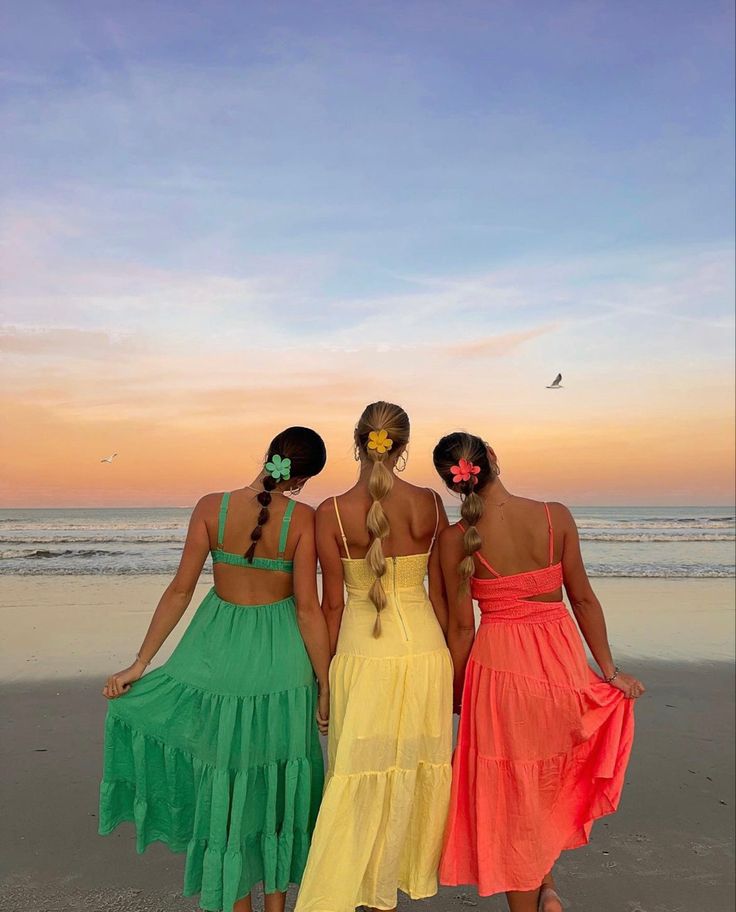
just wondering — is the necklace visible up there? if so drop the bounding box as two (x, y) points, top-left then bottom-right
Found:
(246, 484), (261, 494)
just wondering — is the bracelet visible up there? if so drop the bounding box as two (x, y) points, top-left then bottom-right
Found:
(604, 665), (620, 684)
(136, 652), (151, 667)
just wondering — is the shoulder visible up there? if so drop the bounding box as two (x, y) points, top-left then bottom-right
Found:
(316, 497), (337, 519)
(192, 492), (222, 517)
(438, 522), (464, 549)
(546, 501), (574, 522)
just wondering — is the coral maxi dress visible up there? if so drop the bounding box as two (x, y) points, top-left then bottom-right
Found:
(440, 504), (634, 895)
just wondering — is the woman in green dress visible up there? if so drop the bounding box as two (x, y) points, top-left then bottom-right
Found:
(99, 426), (330, 912)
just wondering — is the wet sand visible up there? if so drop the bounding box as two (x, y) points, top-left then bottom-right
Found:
(1, 575), (734, 911)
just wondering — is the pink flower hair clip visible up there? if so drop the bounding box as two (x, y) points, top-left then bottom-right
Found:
(451, 458), (481, 485)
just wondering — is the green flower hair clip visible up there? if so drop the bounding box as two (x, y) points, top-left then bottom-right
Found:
(265, 454), (291, 481)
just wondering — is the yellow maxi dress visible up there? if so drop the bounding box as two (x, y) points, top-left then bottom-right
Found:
(295, 497), (453, 912)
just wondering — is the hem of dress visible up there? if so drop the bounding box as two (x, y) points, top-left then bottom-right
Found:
(440, 797), (619, 896)
(99, 816), (308, 904)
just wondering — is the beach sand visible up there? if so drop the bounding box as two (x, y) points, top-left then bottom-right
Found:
(1, 575), (734, 911)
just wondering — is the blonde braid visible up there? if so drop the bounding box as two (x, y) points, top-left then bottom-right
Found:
(355, 401), (411, 637)
(366, 456), (393, 636)
(459, 487), (484, 594)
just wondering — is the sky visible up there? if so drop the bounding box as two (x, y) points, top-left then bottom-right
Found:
(1, 0), (734, 507)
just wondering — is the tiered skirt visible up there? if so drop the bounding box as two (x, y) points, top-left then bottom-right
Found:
(295, 584), (453, 912)
(440, 602), (635, 894)
(99, 589), (324, 911)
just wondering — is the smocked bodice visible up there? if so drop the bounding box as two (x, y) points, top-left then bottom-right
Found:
(341, 553), (430, 591)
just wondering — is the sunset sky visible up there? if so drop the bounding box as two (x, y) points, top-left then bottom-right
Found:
(1, 1), (734, 507)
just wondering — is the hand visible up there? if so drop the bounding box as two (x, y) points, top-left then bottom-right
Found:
(316, 685), (329, 736)
(102, 660), (146, 699)
(609, 670), (646, 700)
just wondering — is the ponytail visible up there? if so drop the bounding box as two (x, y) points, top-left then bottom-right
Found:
(459, 486), (484, 594)
(355, 401), (411, 637)
(244, 476), (277, 562)
(365, 457), (393, 636)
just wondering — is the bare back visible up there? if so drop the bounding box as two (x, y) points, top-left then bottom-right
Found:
(207, 488), (307, 605)
(469, 496), (565, 602)
(329, 478), (443, 559)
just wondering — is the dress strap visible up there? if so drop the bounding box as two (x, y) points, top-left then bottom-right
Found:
(333, 496), (352, 559)
(426, 488), (441, 554)
(216, 492), (231, 549)
(277, 498), (297, 558)
(456, 520), (500, 577)
(543, 502), (554, 566)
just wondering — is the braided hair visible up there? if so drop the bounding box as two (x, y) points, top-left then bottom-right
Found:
(432, 432), (494, 593)
(244, 426), (327, 563)
(355, 401), (410, 637)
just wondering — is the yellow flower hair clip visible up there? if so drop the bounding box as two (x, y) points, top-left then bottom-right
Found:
(367, 429), (393, 455)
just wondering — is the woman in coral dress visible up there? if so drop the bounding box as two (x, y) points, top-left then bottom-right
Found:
(295, 402), (454, 912)
(433, 432), (645, 912)
(99, 427), (331, 912)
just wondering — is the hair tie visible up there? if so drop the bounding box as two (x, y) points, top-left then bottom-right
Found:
(451, 458), (480, 485)
(367, 429), (393, 454)
(265, 454), (291, 481)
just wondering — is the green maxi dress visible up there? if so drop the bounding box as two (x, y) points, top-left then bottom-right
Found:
(99, 495), (324, 911)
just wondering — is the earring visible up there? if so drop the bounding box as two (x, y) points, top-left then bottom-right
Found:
(353, 445), (361, 462)
(396, 451), (408, 473)
(493, 463), (501, 476)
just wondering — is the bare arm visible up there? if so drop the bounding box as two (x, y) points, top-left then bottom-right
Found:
(292, 507), (331, 734)
(427, 495), (450, 634)
(316, 501), (346, 658)
(439, 526), (475, 711)
(559, 504), (645, 698)
(103, 495), (212, 698)
(292, 508), (331, 692)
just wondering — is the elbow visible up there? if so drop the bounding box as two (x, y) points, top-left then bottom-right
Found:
(321, 598), (345, 618)
(168, 578), (195, 602)
(448, 619), (475, 643)
(295, 598), (322, 623)
(570, 593), (600, 619)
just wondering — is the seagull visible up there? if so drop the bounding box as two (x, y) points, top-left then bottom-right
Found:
(100, 453), (118, 463)
(546, 373), (563, 389)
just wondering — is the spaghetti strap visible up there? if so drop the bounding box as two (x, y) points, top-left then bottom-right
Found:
(333, 496), (352, 559)
(543, 502), (554, 566)
(426, 489), (441, 554)
(278, 499), (297, 558)
(216, 492), (230, 549)
(456, 520), (500, 577)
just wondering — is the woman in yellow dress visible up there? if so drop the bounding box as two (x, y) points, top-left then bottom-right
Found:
(295, 401), (454, 912)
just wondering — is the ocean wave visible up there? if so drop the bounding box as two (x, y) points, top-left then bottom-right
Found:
(3, 564), (733, 579)
(586, 564), (734, 578)
(0, 548), (126, 560)
(580, 533), (735, 542)
(0, 536), (183, 545)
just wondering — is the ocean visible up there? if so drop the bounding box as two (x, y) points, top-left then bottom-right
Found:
(0, 505), (733, 579)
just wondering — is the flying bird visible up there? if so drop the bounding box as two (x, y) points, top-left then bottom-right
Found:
(546, 373), (563, 389)
(100, 453), (118, 463)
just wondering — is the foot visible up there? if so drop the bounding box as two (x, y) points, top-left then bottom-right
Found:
(538, 886), (563, 912)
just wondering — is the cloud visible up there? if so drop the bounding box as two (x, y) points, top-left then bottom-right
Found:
(442, 325), (558, 358)
(0, 325), (137, 358)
